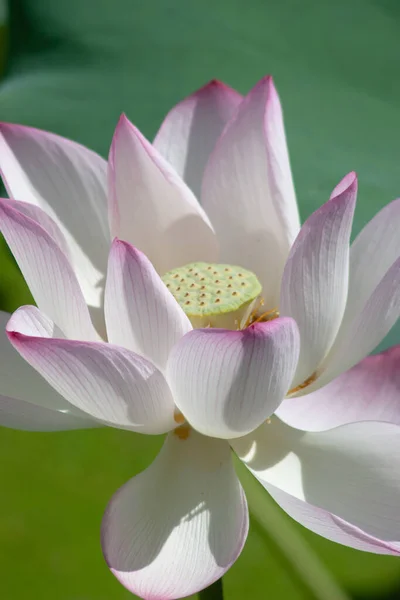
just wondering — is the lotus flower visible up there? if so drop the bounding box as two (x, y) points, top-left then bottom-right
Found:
(0, 76), (399, 599)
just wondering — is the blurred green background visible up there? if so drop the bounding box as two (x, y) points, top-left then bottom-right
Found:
(0, 1), (399, 598)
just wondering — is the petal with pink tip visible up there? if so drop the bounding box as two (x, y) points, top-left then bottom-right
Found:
(232, 418), (400, 554)
(154, 80), (242, 198)
(108, 115), (218, 274)
(202, 76), (300, 308)
(7, 306), (176, 434)
(277, 346), (400, 431)
(0, 199), (98, 341)
(280, 173), (357, 388)
(105, 240), (191, 371)
(0, 123), (109, 310)
(102, 429), (248, 599)
(0, 310), (97, 431)
(167, 318), (299, 439)
(3, 198), (70, 256)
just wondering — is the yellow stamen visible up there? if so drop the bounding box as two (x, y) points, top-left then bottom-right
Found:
(174, 425), (191, 440)
(174, 411), (185, 425)
(288, 372), (317, 395)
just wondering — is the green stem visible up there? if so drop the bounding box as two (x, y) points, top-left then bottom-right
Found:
(198, 578), (223, 600)
(236, 460), (350, 600)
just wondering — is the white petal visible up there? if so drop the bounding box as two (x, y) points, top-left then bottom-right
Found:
(344, 198), (400, 331)
(108, 115), (218, 274)
(167, 318), (299, 439)
(0, 199), (99, 340)
(0, 123), (109, 309)
(153, 80), (242, 198)
(280, 173), (357, 388)
(317, 255), (400, 388)
(105, 240), (191, 371)
(277, 346), (400, 431)
(101, 429), (249, 599)
(0, 394), (99, 431)
(0, 310), (97, 431)
(7, 306), (176, 434)
(232, 418), (400, 552)
(202, 76), (300, 308)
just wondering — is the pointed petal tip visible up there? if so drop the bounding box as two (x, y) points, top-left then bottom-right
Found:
(110, 236), (143, 258)
(330, 171), (358, 200)
(194, 78), (241, 97)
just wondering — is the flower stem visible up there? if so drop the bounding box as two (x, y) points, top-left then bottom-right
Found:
(198, 578), (223, 600)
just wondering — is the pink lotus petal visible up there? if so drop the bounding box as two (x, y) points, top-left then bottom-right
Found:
(0, 123), (109, 310)
(167, 318), (299, 439)
(102, 430), (249, 599)
(202, 76), (300, 308)
(280, 173), (357, 388)
(154, 80), (242, 198)
(277, 346), (400, 431)
(232, 418), (400, 553)
(108, 115), (218, 274)
(0, 310), (97, 431)
(0, 199), (99, 341)
(105, 240), (191, 372)
(267, 484), (400, 556)
(7, 306), (176, 434)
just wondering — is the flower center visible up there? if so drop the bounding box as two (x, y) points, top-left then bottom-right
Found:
(162, 262), (262, 329)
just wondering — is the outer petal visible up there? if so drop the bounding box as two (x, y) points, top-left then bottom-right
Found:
(277, 346), (400, 431)
(0, 395), (99, 431)
(7, 306), (176, 434)
(316, 255), (400, 388)
(232, 418), (400, 554)
(280, 173), (357, 388)
(342, 197), (400, 333)
(202, 76), (300, 308)
(0, 123), (109, 309)
(101, 429), (249, 600)
(0, 310), (97, 431)
(105, 240), (191, 371)
(153, 80), (242, 198)
(0, 199), (99, 341)
(167, 318), (299, 439)
(108, 115), (218, 274)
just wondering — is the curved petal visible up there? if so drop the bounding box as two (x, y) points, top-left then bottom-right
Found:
(3, 198), (70, 255)
(342, 198), (400, 333)
(7, 306), (176, 434)
(232, 418), (400, 553)
(101, 429), (249, 599)
(108, 115), (218, 274)
(0, 310), (97, 431)
(277, 346), (400, 431)
(167, 318), (299, 439)
(0, 123), (109, 309)
(0, 394), (99, 431)
(317, 255), (400, 388)
(280, 173), (357, 388)
(105, 240), (191, 371)
(202, 76), (300, 308)
(153, 80), (242, 198)
(0, 199), (99, 341)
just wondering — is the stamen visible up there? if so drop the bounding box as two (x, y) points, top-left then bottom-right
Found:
(252, 307), (280, 324)
(174, 425), (191, 440)
(288, 372), (317, 395)
(174, 411), (185, 424)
